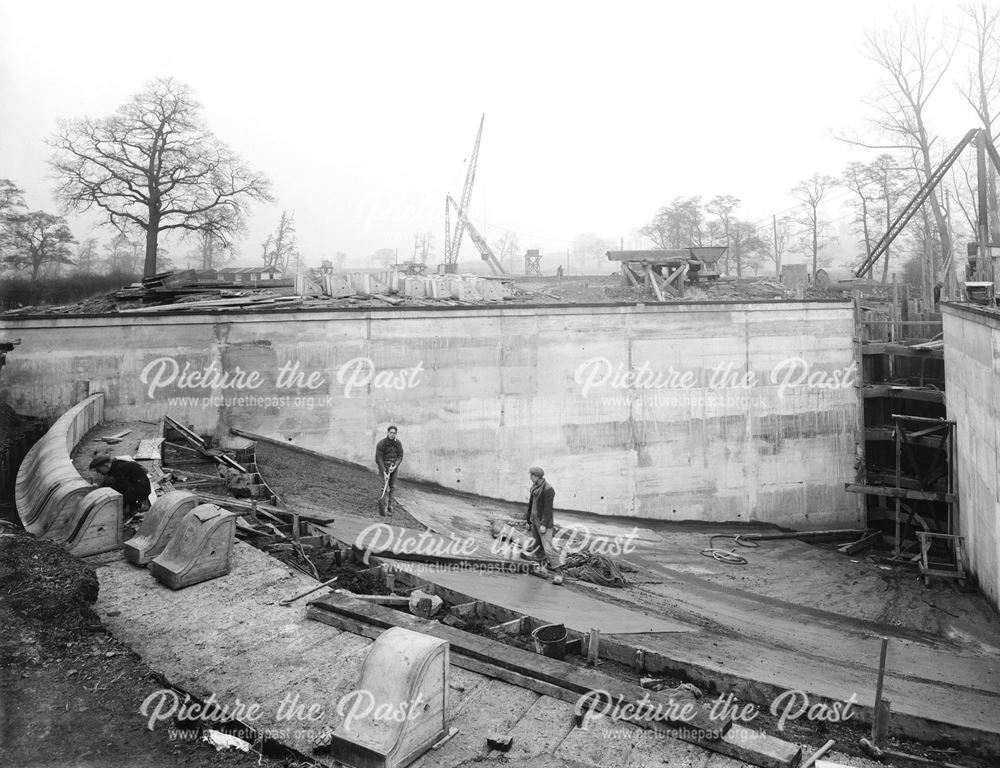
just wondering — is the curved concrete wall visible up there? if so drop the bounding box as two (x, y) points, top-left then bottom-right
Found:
(14, 392), (123, 556)
(0, 301), (858, 527)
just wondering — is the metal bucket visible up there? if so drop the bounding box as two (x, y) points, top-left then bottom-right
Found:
(531, 623), (567, 660)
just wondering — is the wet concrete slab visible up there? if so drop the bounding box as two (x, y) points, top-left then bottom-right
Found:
(386, 559), (694, 634)
(388, 482), (1000, 756)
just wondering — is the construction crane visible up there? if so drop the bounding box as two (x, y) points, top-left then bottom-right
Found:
(854, 130), (978, 279)
(447, 195), (505, 275)
(443, 114), (487, 273)
(854, 128), (1000, 286)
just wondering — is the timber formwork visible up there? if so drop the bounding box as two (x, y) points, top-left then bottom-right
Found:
(849, 290), (959, 573)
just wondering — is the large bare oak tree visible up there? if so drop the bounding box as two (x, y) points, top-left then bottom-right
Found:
(48, 77), (271, 277)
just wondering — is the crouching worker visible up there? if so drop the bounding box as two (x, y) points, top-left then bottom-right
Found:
(89, 454), (152, 519)
(525, 466), (563, 585)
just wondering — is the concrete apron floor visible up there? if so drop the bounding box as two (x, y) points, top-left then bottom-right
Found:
(92, 541), (792, 768)
(390, 482), (1000, 753)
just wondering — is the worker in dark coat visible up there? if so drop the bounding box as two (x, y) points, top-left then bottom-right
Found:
(375, 426), (404, 516)
(524, 466), (563, 585)
(90, 454), (152, 517)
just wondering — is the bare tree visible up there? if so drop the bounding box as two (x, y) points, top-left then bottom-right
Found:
(261, 210), (299, 272)
(103, 233), (135, 273)
(73, 237), (100, 274)
(493, 231), (520, 272)
(2, 211), (76, 280)
(191, 206), (244, 270)
(0, 179), (25, 218)
(959, 4), (1000, 241)
(790, 174), (838, 278)
(764, 215), (794, 277)
(49, 77), (272, 277)
(640, 197), (704, 251)
(372, 248), (396, 267)
(412, 232), (434, 264)
(728, 219), (766, 278)
(843, 162), (878, 260)
(707, 195), (740, 274)
(858, 10), (956, 280)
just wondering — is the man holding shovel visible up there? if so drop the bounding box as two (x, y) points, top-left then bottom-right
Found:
(525, 466), (563, 585)
(375, 426), (404, 516)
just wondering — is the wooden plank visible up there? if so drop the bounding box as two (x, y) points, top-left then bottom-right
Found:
(864, 427), (951, 449)
(134, 438), (164, 461)
(861, 386), (945, 403)
(163, 441), (208, 456)
(307, 597), (801, 768)
(228, 428), (371, 472)
(646, 266), (666, 301)
(308, 594), (721, 733)
(163, 416), (206, 449)
(737, 529), (866, 543)
(371, 294), (405, 306)
(861, 343), (944, 359)
(845, 483), (953, 503)
(839, 532), (882, 555)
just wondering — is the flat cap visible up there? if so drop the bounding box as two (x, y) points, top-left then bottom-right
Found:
(528, 466), (544, 478)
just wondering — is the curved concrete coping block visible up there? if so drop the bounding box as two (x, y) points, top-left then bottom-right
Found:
(15, 393), (107, 540)
(32, 479), (97, 542)
(149, 504), (237, 590)
(124, 491), (200, 566)
(65, 488), (123, 557)
(328, 626), (449, 768)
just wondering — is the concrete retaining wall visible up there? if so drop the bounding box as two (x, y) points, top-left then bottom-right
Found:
(942, 303), (1000, 611)
(0, 301), (858, 526)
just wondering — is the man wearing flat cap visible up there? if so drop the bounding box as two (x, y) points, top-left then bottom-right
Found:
(89, 453), (152, 518)
(525, 466), (563, 585)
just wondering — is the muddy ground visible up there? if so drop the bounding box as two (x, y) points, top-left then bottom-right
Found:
(254, 441), (424, 530)
(0, 519), (298, 768)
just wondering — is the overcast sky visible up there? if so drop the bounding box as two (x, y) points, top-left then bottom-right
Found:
(0, 1), (985, 269)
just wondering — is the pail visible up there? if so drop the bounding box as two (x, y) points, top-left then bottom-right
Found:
(531, 623), (567, 660)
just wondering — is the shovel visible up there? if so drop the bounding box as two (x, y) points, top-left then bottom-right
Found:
(378, 464), (396, 515)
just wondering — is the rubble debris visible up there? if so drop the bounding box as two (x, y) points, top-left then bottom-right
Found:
(202, 730), (251, 753)
(408, 589), (443, 619)
(485, 734), (513, 752)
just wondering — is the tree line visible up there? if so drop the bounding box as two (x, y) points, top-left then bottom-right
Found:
(3, 6), (1000, 293)
(618, 6), (1000, 303)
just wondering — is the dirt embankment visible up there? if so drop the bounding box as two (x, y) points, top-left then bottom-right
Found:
(0, 526), (287, 768)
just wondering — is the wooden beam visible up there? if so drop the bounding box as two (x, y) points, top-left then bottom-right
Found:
(864, 428), (952, 450)
(861, 343), (944, 359)
(622, 264), (642, 289)
(308, 594), (805, 768)
(845, 484), (954, 503)
(839, 532), (882, 555)
(737, 529), (867, 543)
(646, 266), (666, 301)
(861, 386), (945, 403)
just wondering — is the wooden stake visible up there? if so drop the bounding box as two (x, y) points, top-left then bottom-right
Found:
(801, 739), (835, 768)
(872, 636), (889, 744)
(588, 628), (600, 666)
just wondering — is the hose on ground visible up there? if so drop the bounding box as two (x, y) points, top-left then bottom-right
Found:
(700, 534), (759, 566)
